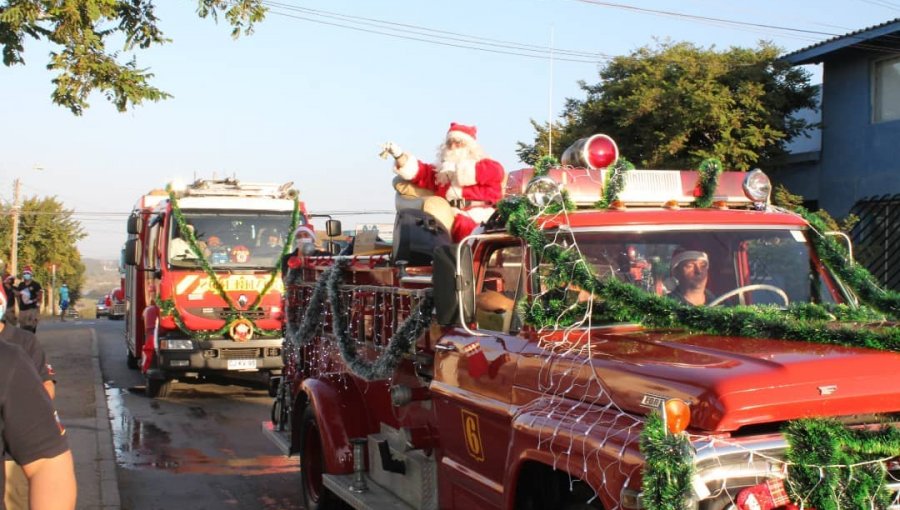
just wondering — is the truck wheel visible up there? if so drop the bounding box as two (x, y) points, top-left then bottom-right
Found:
(145, 376), (172, 399)
(126, 349), (139, 370)
(299, 407), (342, 510)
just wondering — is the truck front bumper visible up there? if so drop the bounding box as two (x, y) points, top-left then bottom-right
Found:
(156, 338), (284, 373)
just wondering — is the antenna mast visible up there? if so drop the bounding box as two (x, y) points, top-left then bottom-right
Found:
(548, 26), (555, 157)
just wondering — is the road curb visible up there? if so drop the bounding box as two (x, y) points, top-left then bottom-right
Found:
(90, 328), (121, 509)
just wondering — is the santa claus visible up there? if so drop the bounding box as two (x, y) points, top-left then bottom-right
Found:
(383, 122), (506, 242)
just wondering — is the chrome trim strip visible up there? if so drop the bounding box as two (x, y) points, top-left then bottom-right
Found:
(564, 224), (803, 233)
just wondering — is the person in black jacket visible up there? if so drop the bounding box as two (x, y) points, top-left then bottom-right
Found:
(0, 292), (74, 510)
(14, 266), (42, 333)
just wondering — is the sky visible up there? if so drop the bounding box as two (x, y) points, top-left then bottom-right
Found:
(1, 0), (897, 261)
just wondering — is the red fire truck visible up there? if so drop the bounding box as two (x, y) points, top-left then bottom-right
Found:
(124, 178), (304, 398)
(266, 136), (900, 510)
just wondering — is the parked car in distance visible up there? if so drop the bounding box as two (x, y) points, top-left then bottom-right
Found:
(96, 295), (109, 317)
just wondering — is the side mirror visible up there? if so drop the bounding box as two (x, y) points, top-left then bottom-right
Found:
(124, 239), (138, 266)
(126, 214), (139, 235)
(433, 244), (459, 325)
(825, 231), (854, 263)
(326, 219), (342, 237)
(458, 243), (475, 325)
(433, 243), (476, 326)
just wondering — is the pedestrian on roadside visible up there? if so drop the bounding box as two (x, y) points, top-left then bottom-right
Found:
(58, 284), (70, 322)
(14, 266), (42, 333)
(1, 275), (16, 326)
(0, 291), (74, 510)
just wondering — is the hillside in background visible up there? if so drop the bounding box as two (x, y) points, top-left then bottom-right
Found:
(83, 258), (122, 299)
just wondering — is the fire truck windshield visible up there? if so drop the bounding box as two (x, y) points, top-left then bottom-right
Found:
(555, 226), (849, 307)
(169, 211), (299, 269)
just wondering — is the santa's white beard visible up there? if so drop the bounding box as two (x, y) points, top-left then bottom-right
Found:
(435, 144), (484, 186)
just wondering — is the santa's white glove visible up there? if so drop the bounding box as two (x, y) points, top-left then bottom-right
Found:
(436, 161), (456, 185)
(379, 141), (404, 160)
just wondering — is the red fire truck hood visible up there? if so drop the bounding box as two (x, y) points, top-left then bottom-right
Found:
(554, 329), (900, 432)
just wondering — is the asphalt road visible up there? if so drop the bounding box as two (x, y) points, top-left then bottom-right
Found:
(86, 318), (304, 510)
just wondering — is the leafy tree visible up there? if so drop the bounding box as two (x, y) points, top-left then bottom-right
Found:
(0, 196), (87, 306)
(518, 41), (819, 170)
(1, 0), (266, 115)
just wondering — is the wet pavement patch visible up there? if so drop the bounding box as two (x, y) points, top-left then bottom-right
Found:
(105, 385), (297, 475)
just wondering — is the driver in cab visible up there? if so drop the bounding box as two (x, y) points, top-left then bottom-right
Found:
(667, 250), (714, 306)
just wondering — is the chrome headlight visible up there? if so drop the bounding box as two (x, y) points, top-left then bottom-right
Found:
(743, 169), (771, 205)
(525, 176), (562, 208)
(159, 339), (193, 350)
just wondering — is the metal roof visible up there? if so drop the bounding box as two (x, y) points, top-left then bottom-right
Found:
(782, 18), (900, 65)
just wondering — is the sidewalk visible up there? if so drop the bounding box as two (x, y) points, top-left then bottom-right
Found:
(37, 324), (120, 509)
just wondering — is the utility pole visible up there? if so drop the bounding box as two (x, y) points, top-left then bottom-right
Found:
(9, 178), (21, 278)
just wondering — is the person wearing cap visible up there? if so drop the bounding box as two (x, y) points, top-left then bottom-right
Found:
(57, 284), (70, 322)
(382, 122), (506, 242)
(14, 266), (43, 333)
(280, 226), (325, 275)
(0, 290), (73, 510)
(668, 250), (715, 306)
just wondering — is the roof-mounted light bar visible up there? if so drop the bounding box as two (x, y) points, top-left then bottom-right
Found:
(167, 178), (298, 200)
(507, 134), (772, 209)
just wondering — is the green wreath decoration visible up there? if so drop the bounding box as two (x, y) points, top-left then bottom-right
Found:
(158, 186), (300, 341)
(692, 158), (723, 208)
(595, 157), (635, 209)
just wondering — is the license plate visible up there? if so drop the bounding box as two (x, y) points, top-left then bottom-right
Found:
(227, 359), (258, 370)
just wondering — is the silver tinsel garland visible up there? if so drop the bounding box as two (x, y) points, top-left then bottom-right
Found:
(283, 258), (434, 381)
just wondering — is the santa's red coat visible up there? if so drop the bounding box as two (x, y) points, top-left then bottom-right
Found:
(396, 156), (505, 241)
(398, 157), (505, 203)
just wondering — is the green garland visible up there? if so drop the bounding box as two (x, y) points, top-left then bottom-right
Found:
(495, 165), (900, 510)
(160, 186), (300, 340)
(639, 413), (694, 510)
(800, 207), (900, 319)
(499, 196), (900, 352)
(595, 157), (634, 209)
(785, 419), (900, 510)
(533, 155), (559, 177)
(155, 296), (282, 341)
(692, 158), (722, 208)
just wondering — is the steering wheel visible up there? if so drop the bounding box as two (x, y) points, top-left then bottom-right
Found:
(707, 284), (789, 307)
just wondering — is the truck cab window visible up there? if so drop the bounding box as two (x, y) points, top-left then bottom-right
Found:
(475, 245), (523, 333)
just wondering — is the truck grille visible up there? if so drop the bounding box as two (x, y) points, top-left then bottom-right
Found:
(221, 348), (261, 360)
(689, 434), (900, 510)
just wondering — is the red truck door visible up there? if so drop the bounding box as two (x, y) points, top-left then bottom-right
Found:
(430, 243), (528, 510)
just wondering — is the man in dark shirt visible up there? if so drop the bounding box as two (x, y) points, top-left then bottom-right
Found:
(667, 250), (716, 306)
(1, 291), (58, 510)
(1, 276), (16, 326)
(0, 342), (75, 510)
(14, 266), (42, 333)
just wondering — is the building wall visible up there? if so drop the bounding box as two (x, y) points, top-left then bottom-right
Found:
(818, 50), (900, 218)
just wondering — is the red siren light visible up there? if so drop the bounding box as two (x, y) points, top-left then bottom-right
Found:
(560, 134), (619, 170)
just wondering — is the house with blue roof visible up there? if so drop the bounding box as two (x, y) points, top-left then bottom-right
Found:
(773, 19), (900, 289)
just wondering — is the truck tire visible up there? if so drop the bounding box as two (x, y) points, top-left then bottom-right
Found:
(126, 349), (139, 370)
(145, 376), (172, 399)
(299, 406), (343, 510)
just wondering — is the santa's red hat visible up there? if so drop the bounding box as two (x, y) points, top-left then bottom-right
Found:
(22, 265), (33, 276)
(293, 226), (316, 239)
(447, 122), (477, 145)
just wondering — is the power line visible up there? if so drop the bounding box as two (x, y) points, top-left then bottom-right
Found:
(574, 0), (900, 52)
(262, 2), (608, 64)
(265, 1), (609, 59)
(857, 0), (900, 11)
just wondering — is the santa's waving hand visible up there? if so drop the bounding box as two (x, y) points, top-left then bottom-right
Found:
(386, 122), (505, 242)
